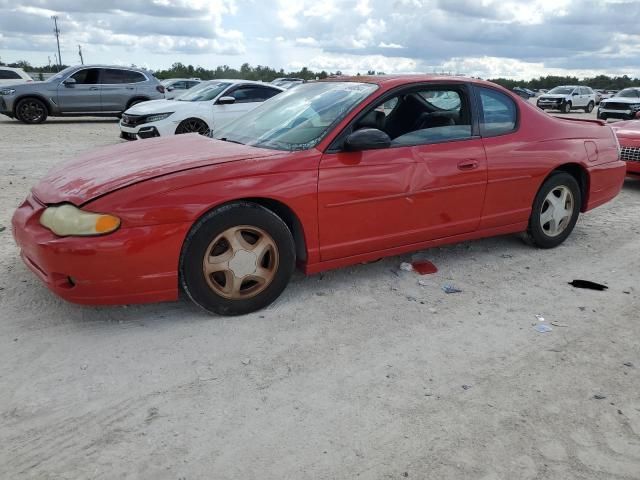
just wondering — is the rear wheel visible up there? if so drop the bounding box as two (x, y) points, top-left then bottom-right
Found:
(561, 101), (572, 114)
(180, 202), (296, 315)
(15, 98), (48, 124)
(175, 118), (210, 136)
(584, 101), (594, 113)
(523, 172), (581, 249)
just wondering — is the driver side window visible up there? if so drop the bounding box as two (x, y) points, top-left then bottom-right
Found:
(351, 86), (473, 147)
(70, 68), (100, 84)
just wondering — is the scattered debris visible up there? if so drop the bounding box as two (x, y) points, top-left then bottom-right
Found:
(593, 394), (607, 400)
(406, 296), (417, 302)
(80, 364), (88, 370)
(551, 322), (569, 328)
(534, 324), (552, 333)
(402, 473), (409, 478)
(241, 358), (251, 366)
(535, 314), (545, 322)
(623, 362), (634, 368)
(0, 226), (6, 233)
(145, 406), (160, 424)
(412, 260), (438, 275)
(623, 290), (631, 294)
(578, 306), (586, 311)
(418, 279), (429, 286)
(500, 253), (513, 259)
(569, 280), (608, 291)
(399, 262), (413, 272)
(462, 384), (472, 390)
(442, 284), (462, 294)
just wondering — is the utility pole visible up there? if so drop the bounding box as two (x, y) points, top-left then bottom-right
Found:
(48, 56), (51, 69)
(51, 15), (62, 68)
(78, 44), (84, 65)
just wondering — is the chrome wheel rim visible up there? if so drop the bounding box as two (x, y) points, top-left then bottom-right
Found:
(19, 101), (45, 122)
(202, 225), (279, 300)
(540, 186), (574, 237)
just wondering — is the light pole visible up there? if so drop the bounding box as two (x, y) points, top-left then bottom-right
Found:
(51, 15), (62, 68)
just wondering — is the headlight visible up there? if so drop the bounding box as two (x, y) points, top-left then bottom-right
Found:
(0, 88), (16, 95)
(40, 204), (120, 236)
(630, 104), (640, 111)
(143, 112), (173, 123)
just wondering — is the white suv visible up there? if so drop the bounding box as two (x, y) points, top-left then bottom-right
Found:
(0, 67), (33, 85)
(536, 85), (597, 114)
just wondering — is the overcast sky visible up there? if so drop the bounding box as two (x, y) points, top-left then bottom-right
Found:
(0, 0), (638, 79)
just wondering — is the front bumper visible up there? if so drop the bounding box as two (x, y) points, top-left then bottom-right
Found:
(598, 108), (640, 121)
(537, 99), (564, 109)
(119, 119), (176, 140)
(620, 145), (640, 175)
(0, 95), (16, 115)
(12, 194), (190, 305)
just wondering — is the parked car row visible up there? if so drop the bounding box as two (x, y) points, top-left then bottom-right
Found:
(536, 85), (597, 113)
(11, 75), (629, 315)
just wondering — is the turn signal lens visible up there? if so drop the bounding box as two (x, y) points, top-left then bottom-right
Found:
(40, 204), (121, 236)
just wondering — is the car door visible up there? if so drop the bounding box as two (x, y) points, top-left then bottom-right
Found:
(56, 68), (101, 112)
(213, 84), (282, 128)
(99, 68), (137, 112)
(317, 85), (488, 261)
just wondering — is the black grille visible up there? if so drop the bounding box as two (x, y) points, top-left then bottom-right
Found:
(121, 114), (146, 127)
(621, 146), (640, 163)
(604, 103), (634, 111)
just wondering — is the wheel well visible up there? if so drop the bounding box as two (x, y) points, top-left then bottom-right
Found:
(551, 163), (589, 210)
(126, 97), (149, 109)
(14, 95), (52, 115)
(243, 198), (307, 262)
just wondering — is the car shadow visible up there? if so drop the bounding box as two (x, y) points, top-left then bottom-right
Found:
(623, 177), (640, 191)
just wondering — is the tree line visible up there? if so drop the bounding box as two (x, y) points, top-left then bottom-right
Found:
(2, 58), (639, 90)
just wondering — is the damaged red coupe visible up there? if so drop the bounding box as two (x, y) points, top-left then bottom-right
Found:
(12, 76), (626, 315)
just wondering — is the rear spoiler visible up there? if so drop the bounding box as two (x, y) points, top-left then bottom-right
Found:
(555, 116), (607, 126)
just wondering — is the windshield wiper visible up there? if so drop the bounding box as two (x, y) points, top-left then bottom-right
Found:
(219, 137), (245, 145)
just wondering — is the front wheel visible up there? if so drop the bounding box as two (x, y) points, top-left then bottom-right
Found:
(523, 172), (581, 249)
(584, 101), (594, 113)
(175, 118), (210, 136)
(180, 202), (296, 315)
(15, 98), (48, 124)
(561, 101), (572, 114)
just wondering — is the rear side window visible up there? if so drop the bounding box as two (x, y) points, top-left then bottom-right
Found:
(478, 87), (517, 137)
(0, 70), (21, 79)
(123, 71), (146, 83)
(229, 85), (281, 103)
(70, 68), (100, 84)
(100, 69), (146, 84)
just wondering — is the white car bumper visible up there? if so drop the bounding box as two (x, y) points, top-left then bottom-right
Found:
(119, 118), (180, 140)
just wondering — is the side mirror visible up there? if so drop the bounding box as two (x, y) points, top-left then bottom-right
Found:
(344, 128), (391, 151)
(166, 86), (174, 92)
(217, 96), (236, 105)
(63, 78), (76, 87)
(572, 92), (579, 96)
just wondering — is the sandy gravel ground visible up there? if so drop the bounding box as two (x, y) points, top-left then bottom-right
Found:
(0, 111), (639, 480)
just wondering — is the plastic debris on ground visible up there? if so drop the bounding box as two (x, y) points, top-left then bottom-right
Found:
(418, 280), (429, 286)
(535, 314), (545, 322)
(568, 280), (608, 291)
(399, 262), (413, 272)
(442, 284), (462, 294)
(412, 260), (438, 275)
(534, 324), (553, 333)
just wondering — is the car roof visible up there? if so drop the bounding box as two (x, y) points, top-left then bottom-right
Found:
(67, 64), (152, 73)
(0, 66), (26, 72)
(320, 74), (506, 90)
(201, 79), (285, 88)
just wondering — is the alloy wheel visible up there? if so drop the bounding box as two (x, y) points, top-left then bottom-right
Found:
(177, 119), (210, 135)
(540, 186), (574, 237)
(202, 225), (279, 300)
(18, 100), (45, 123)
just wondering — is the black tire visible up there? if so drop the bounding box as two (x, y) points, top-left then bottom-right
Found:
(180, 202), (296, 315)
(584, 101), (594, 113)
(15, 97), (48, 124)
(561, 101), (572, 114)
(175, 118), (210, 136)
(524, 172), (581, 249)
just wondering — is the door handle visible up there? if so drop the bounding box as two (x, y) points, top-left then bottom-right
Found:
(89, 87), (99, 90)
(457, 159), (479, 171)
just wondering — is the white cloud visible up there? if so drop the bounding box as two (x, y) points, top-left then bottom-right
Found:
(379, 42), (404, 49)
(294, 53), (418, 74)
(296, 37), (320, 46)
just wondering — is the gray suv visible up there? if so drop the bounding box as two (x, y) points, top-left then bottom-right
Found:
(0, 65), (165, 124)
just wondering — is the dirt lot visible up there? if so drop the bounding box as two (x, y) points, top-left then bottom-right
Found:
(1, 109), (639, 479)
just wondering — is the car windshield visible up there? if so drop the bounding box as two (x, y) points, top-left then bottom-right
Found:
(212, 81), (378, 151)
(46, 66), (76, 82)
(615, 89), (640, 98)
(177, 81), (230, 101)
(548, 87), (574, 95)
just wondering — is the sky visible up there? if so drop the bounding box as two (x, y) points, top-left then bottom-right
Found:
(0, 0), (639, 79)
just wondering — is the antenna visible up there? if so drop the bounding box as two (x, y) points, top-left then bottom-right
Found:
(51, 15), (62, 68)
(78, 44), (84, 65)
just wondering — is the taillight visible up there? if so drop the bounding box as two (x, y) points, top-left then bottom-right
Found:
(156, 85), (165, 94)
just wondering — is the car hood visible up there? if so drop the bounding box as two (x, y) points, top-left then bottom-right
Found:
(2, 80), (53, 92)
(611, 120), (640, 140)
(125, 99), (203, 115)
(32, 134), (281, 205)
(601, 97), (640, 105)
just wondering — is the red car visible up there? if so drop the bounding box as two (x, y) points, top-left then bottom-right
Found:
(12, 76), (626, 315)
(611, 119), (640, 176)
